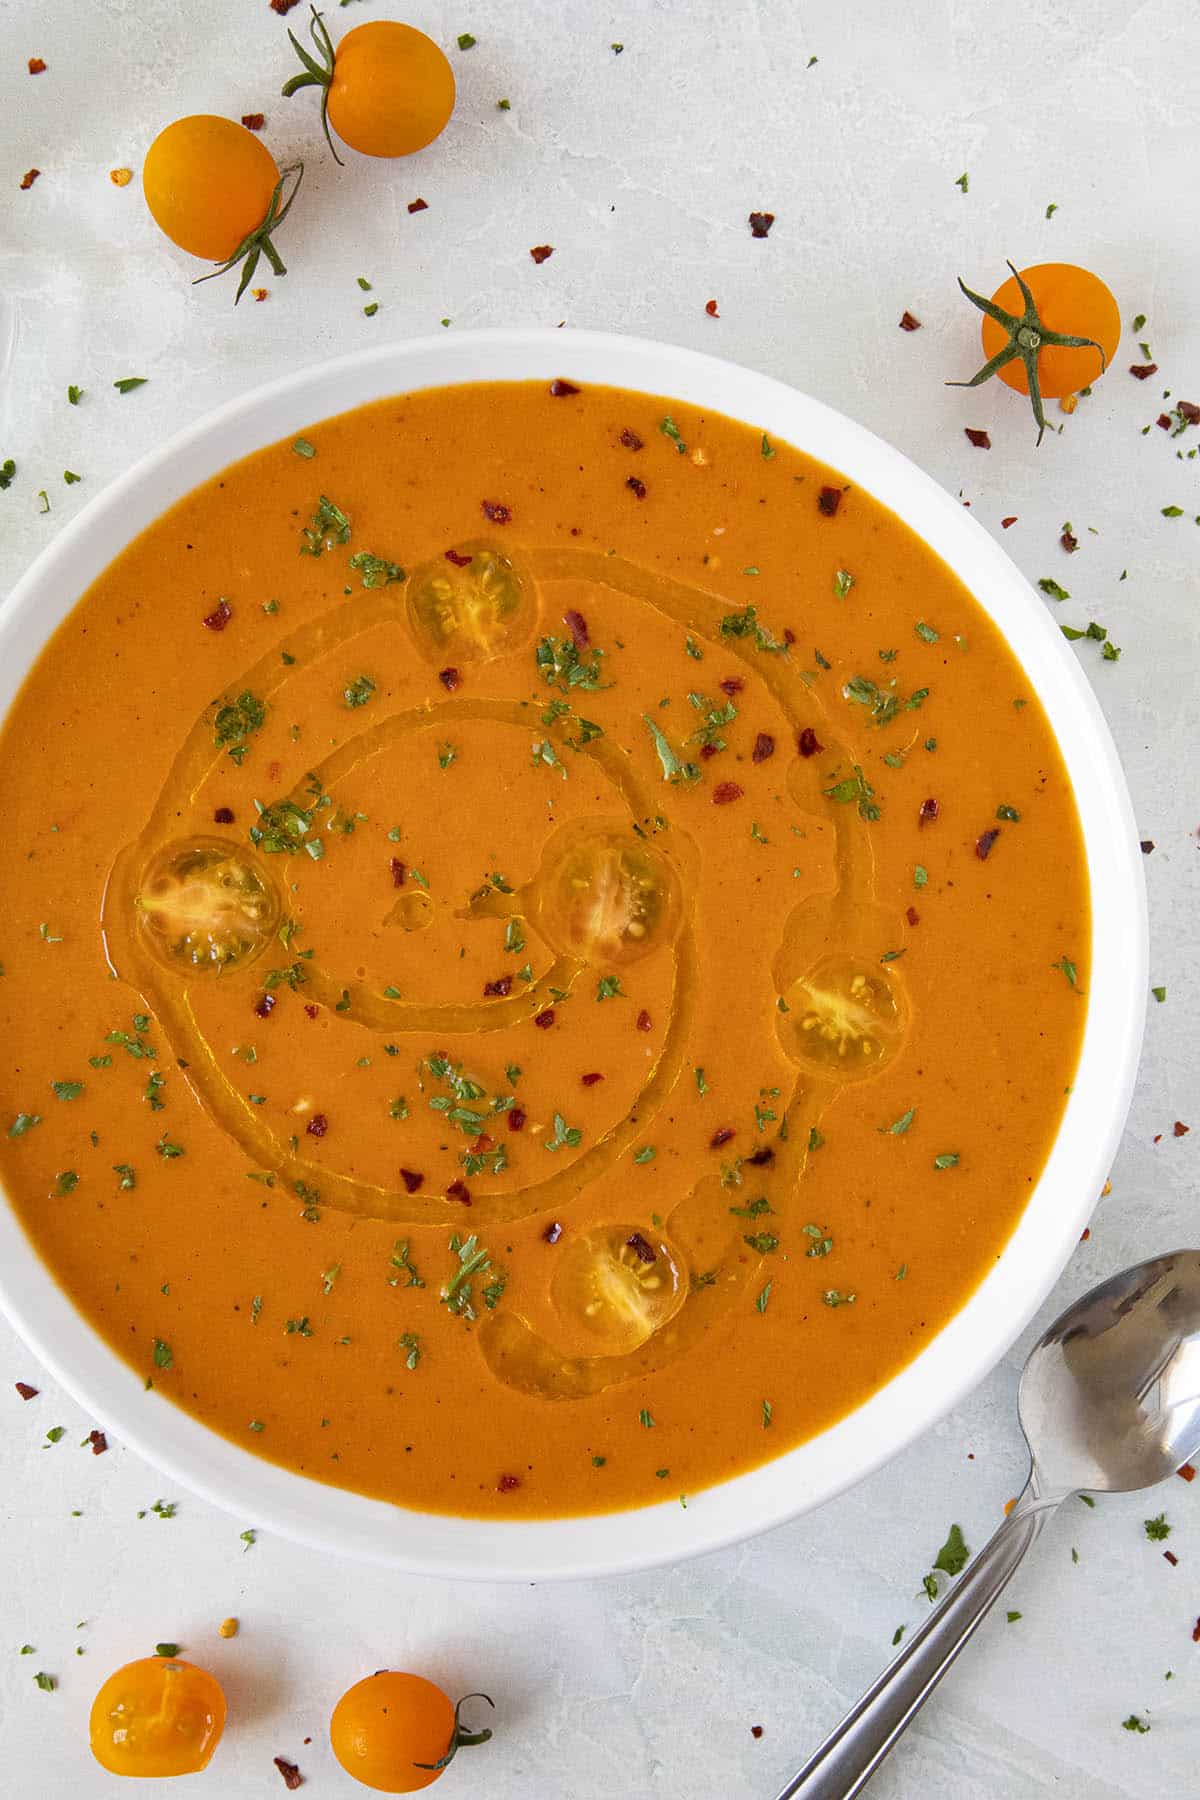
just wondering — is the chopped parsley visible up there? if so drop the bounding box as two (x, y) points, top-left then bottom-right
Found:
(344, 673), (377, 708)
(641, 713), (700, 785)
(718, 604), (788, 654)
(1144, 1513), (1171, 1541)
(441, 1233), (506, 1320)
(300, 494), (351, 555)
(822, 765), (880, 821)
(152, 1338), (173, 1370)
(535, 634), (607, 692)
(596, 975), (624, 1001)
(349, 550), (405, 587)
(659, 415), (687, 454)
(544, 1111), (583, 1152)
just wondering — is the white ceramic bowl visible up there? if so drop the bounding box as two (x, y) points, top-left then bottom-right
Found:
(0, 329), (1146, 1580)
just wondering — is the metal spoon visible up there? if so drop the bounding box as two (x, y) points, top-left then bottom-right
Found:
(776, 1249), (1200, 1800)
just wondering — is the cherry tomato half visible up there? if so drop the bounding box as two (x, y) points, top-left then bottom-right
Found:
(89, 1656), (226, 1778)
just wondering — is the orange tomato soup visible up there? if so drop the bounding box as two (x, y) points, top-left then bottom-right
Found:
(0, 381), (1088, 1517)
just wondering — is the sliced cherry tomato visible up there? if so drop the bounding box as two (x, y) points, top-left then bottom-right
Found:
(780, 954), (906, 1079)
(535, 827), (682, 967)
(330, 1671), (492, 1793)
(406, 543), (531, 666)
(89, 1656), (225, 1777)
(135, 838), (281, 973)
(551, 1224), (685, 1353)
(283, 15), (455, 162)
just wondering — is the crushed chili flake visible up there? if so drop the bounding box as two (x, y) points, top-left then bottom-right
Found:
(202, 600), (233, 632)
(269, 0), (303, 13)
(28, 57), (46, 73)
(534, 1008), (555, 1030)
(481, 499), (512, 523)
(752, 732), (775, 763)
(712, 781), (743, 805)
(399, 1169), (424, 1194)
(87, 1429), (108, 1455)
(783, 627), (796, 645)
(529, 244), (554, 265)
(710, 1127), (736, 1149)
(748, 211), (775, 238)
(817, 485), (842, 517)
(1129, 363), (1158, 380)
(1001, 516), (1018, 529)
(626, 475), (647, 499)
(20, 169), (41, 190)
(797, 727), (823, 757)
(213, 806), (235, 825)
(389, 857), (406, 888)
(626, 1232), (656, 1265)
(1179, 400), (1200, 425)
(1178, 1463), (1196, 1482)
(438, 666), (461, 691)
(699, 743), (719, 762)
(241, 113), (265, 131)
(15, 1382), (38, 1401)
(497, 1473), (521, 1492)
(906, 905), (920, 926)
(746, 1146), (775, 1167)
(303, 1003), (318, 1019)
(1060, 527), (1078, 552)
(1080, 1227), (1091, 1241)
(272, 1758), (303, 1792)
(899, 311), (921, 332)
(1157, 414), (1173, 431)
(563, 609), (589, 647)
(964, 428), (992, 449)
(636, 1009), (652, 1033)
(918, 797), (939, 826)
(483, 975), (512, 998)
(407, 197), (428, 214)
(750, 1724), (764, 1739)
(444, 548), (472, 567)
(254, 992), (276, 1019)
(975, 828), (1000, 860)
(1164, 1550), (1179, 1566)
(543, 1220), (563, 1244)
(549, 378), (580, 397)
(718, 676), (744, 697)
(704, 298), (721, 319)
(1174, 1120), (1190, 1137)
(619, 427), (644, 451)
(1193, 1617), (1200, 1644)
(580, 1071), (604, 1086)
(305, 1113), (328, 1138)
(446, 1179), (472, 1206)
(507, 1107), (526, 1132)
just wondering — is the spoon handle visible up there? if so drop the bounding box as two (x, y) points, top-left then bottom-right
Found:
(775, 1488), (1056, 1800)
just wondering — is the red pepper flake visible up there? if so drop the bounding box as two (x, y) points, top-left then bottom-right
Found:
(964, 428), (992, 449)
(272, 1758), (304, 1792)
(15, 1382), (38, 1401)
(563, 608), (589, 647)
(269, 0), (303, 11)
(1193, 1617), (1200, 1644)
(1164, 1550), (1179, 1566)
(533, 1008), (555, 1030)
(1157, 414), (1173, 431)
(712, 781), (743, 805)
(705, 299), (720, 317)
(1141, 839), (1155, 854)
(746, 1146), (775, 1168)
(752, 732), (775, 763)
(1179, 1463), (1197, 1482)
(19, 168), (40, 190)
(580, 1071), (604, 1087)
(718, 676), (744, 697)
(918, 797), (939, 826)
(797, 727), (823, 757)
(817, 485), (842, 517)
(303, 1003), (318, 1019)
(748, 211), (775, 238)
(444, 549), (472, 570)
(543, 1220), (563, 1244)
(783, 627), (796, 646)
(1060, 527), (1078, 552)
(389, 857), (406, 888)
(497, 1472), (521, 1492)
(407, 197), (428, 214)
(975, 828), (1000, 860)
(529, 244), (554, 265)
(1179, 401), (1200, 425)
(399, 1169), (424, 1194)
(751, 1725), (765, 1740)
(87, 1429), (108, 1455)
(636, 1009), (652, 1033)
(438, 666), (461, 691)
(254, 992), (276, 1019)
(626, 475), (647, 499)
(481, 499), (512, 524)
(213, 806), (235, 825)
(507, 1107), (526, 1133)
(619, 428), (644, 451)
(446, 1179), (472, 1206)
(899, 311), (921, 332)
(1154, 1134), (1163, 1145)
(483, 975), (512, 998)
(202, 599), (233, 632)
(252, 288), (269, 302)
(549, 378), (580, 397)
(906, 905), (920, 926)
(626, 1232), (656, 1265)
(241, 112), (265, 130)
(698, 743), (719, 763)
(1001, 516), (1018, 529)
(1129, 363), (1158, 380)
(1174, 1120), (1191, 1137)
(709, 1127), (736, 1149)
(305, 1113), (329, 1138)
(1080, 1227), (1091, 1241)
(28, 57), (46, 74)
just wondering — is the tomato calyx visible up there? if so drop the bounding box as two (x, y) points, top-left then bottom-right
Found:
(282, 6), (343, 166)
(193, 161), (304, 303)
(413, 1692), (495, 1773)
(949, 260), (1107, 444)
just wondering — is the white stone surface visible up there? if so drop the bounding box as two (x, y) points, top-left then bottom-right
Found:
(1, 0), (1198, 1793)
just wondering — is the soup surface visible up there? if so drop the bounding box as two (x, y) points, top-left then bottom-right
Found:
(0, 380), (1089, 1518)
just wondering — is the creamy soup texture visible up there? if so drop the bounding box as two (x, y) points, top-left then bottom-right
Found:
(0, 380), (1089, 1517)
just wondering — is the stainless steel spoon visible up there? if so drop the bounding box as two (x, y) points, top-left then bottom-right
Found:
(776, 1249), (1200, 1800)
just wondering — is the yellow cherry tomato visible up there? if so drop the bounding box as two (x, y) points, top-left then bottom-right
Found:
(330, 1672), (493, 1793)
(89, 1656), (226, 1778)
(283, 14), (455, 161)
(143, 116), (280, 260)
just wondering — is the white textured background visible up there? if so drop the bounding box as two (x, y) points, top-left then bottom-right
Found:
(2, 1), (1199, 1794)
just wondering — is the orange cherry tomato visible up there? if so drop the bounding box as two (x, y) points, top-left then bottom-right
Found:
(89, 1656), (226, 1778)
(283, 16), (455, 161)
(330, 1671), (493, 1793)
(980, 263), (1120, 399)
(143, 116), (281, 261)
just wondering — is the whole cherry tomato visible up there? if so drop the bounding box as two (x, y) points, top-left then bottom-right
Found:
(142, 116), (303, 301)
(283, 11), (455, 162)
(330, 1670), (493, 1792)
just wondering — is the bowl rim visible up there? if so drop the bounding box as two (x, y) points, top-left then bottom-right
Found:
(0, 326), (1147, 1580)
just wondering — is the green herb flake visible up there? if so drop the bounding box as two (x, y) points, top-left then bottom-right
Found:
(954, 172), (969, 192)
(659, 415), (687, 455)
(68, 386), (84, 406)
(933, 1152), (960, 1169)
(883, 1107), (916, 1135)
(1038, 577), (1070, 601)
(113, 377), (148, 395)
(292, 438), (316, 459)
(834, 568), (854, 599)
(1144, 1513), (1171, 1541)
(639, 1407), (655, 1428)
(1054, 954), (1079, 989)
(457, 31), (476, 49)
(1121, 1715), (1150, 1734)
(349, 550), (405, 588)
(300, 493), (351, 556)
(33, 1672), (55, 1692)
(933, 1522), (969, 1576)
(344, 673), (377, 709)
(152, 1338), (173, 1370)
(1152, 985), (1166, 1003)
